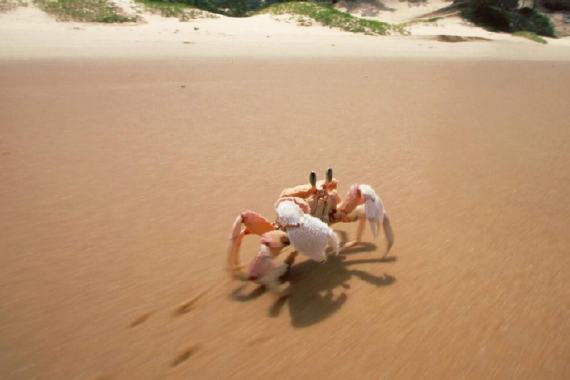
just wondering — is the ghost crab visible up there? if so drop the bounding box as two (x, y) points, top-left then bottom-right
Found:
(227, 168), (394, 298)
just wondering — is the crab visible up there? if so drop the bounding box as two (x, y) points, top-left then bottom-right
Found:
(227, 168), (394, 298)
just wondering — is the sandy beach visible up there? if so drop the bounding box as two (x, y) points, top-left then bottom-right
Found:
(2, 2), (570, 380)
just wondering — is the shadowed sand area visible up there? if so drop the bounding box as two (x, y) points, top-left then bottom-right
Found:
(1, 59), (570, 379)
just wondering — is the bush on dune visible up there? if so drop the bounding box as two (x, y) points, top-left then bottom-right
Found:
(541, 0), (570, 11)
(259, 2), (406, 35)
(135, 0), (218, 21)
(35, 0), (135, 22)
(460, 0), (556, 37)
(514, 30), (548, 42)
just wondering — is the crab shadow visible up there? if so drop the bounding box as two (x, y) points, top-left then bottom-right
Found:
(230, 234), (396, 328)
(274, 252), (396, 328)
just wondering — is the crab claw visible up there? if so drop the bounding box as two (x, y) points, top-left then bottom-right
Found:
(359, 185), (384, 238)
(339, 184), (391, 250)
(227, 211), (275, 277)
(248, 246), (275, 282)
(279, 204), (339, 262)
(274, 197), (310, 214)
(276, 200), (304, 227)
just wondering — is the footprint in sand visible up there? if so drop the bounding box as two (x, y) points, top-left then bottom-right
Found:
(128, 311), (154, 328)
(173, 290), (209, 317)
(171, 345), (198, 367)
(247, 336), (273, 346)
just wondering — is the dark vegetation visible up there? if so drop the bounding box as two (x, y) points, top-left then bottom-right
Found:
(27, 0), (565, 36)
(135, 0), (218, 20)
(163, 0), (389, 17)
(258, 2), (407, 35)
(458, 0), (557, 36)
(146, 0), (562, 39)
(540, 0), (570, 11)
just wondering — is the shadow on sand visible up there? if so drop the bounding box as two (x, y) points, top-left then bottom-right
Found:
(230, 230), (396, 328)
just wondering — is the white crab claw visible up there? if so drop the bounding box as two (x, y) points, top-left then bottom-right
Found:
(359, 185), (384, 239)
(276, 200), (303, 227)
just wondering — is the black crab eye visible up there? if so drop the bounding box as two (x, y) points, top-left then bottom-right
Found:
(326, 168), (333, 182)
(309, 171), (317, 187)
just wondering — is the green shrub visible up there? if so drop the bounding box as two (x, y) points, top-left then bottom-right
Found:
(35, 0), (135, 22)
(514, 30), (548, 43)
(462, 4), (556, 37)
(134, 0), (218, 20)
(259, 2), (407, 35)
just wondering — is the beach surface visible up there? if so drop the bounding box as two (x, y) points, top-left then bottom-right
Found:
(2, 2), (570, 379)
(2, 58), (570, 380)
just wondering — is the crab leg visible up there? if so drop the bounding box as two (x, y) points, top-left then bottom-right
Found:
(341, 204), (367, 249)
(382, 213), (395, 254)
(227, 211), (275, 275)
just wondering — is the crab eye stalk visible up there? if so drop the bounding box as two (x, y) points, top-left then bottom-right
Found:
(310, 171), (317, 187)
(326, 168), (333, 183)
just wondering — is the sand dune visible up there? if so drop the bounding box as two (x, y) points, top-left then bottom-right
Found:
(335, 0), (455, 23)
(0, 2), (569, 60)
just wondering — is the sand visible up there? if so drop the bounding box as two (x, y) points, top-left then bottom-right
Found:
(2, 58), (570, 380)
(2, 2), (570, 379)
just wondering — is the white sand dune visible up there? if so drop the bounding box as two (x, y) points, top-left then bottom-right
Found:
(0, 0), (570, 60)
(0, 2), (569, 59)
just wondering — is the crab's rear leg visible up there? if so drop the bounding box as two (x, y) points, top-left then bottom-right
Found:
(227, 211), (275, 277)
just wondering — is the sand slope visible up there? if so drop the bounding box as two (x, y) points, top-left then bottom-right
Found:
(0, 2), (569, 60)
